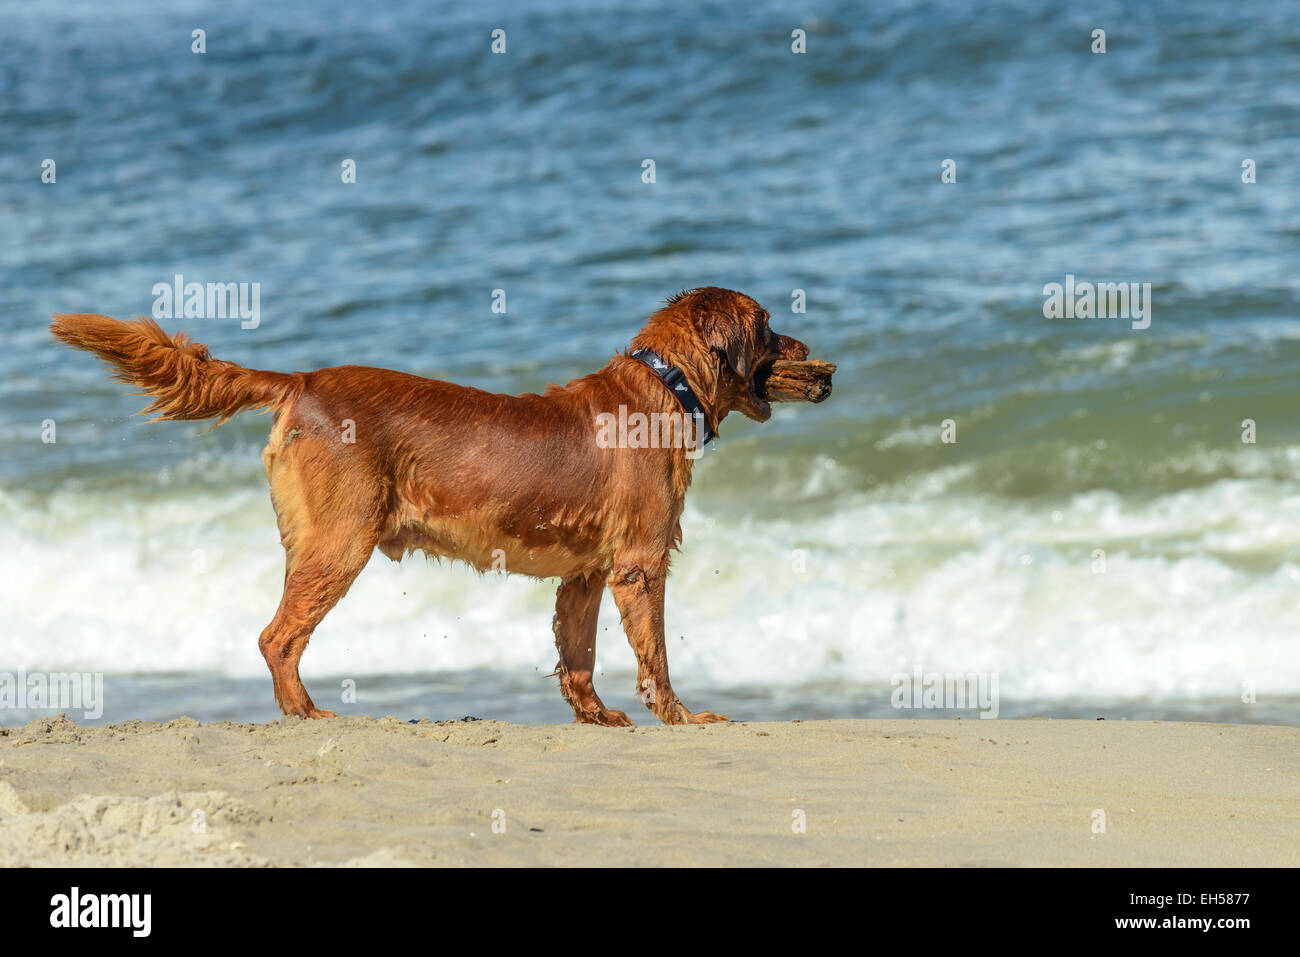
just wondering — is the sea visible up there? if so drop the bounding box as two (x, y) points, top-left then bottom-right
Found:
(1, 0), (1298, 725)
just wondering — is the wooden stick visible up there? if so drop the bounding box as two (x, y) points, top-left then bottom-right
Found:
(757, 359), (837, 403)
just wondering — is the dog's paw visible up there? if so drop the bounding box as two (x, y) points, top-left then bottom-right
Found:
(662, 704), (729, 724)
(575, 707), (634, 727)
(304, 707), (338, 719)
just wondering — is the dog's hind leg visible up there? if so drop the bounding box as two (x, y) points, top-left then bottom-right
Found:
(553, 572), (631, 726)
(257, 440), (384, 718)
(257, 543), (373, 718)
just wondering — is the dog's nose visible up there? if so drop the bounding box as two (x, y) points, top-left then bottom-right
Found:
(776, 335), (809, 361)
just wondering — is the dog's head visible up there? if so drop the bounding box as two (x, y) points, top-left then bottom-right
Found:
(632, 287), (808, 426)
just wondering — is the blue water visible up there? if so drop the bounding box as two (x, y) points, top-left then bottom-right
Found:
(1, 0), (1298, 726)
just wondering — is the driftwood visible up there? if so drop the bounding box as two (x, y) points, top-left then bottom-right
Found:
(756, 359), (836, 403)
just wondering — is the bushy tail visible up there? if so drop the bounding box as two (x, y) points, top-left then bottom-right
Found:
(50, 314), (301, 425)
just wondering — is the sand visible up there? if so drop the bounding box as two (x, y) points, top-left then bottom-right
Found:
(0, 715), (1294, 867)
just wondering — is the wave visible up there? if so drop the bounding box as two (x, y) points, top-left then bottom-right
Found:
(3, 472), (1297, 704)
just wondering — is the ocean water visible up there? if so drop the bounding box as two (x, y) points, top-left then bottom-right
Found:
(2, 0), (1298, 726)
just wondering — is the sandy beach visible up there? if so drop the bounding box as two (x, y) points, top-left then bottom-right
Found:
(0, 715), (1294, 867)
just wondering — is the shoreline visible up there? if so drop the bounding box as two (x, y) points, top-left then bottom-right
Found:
(1, 716), (1296, 866)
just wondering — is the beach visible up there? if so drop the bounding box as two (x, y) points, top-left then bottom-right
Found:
(1, 716), (1295, 867)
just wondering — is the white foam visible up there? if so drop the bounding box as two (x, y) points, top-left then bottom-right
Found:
(2, 474), (1297, 701)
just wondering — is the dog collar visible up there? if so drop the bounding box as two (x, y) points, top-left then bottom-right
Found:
(629, 348), (714, 445)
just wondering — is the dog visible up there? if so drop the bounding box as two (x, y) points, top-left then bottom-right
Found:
(51, 287), (809, 725)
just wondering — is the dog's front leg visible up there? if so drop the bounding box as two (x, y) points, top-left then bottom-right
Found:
(608, 555), (728, 725)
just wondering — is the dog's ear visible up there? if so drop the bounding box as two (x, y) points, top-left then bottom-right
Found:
(706, 315), (751, 379)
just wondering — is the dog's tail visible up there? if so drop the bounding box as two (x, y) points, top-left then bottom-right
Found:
(50, 314), (302, 425)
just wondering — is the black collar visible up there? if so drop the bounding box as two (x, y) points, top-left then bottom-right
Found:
(629, 348), (714, 446)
